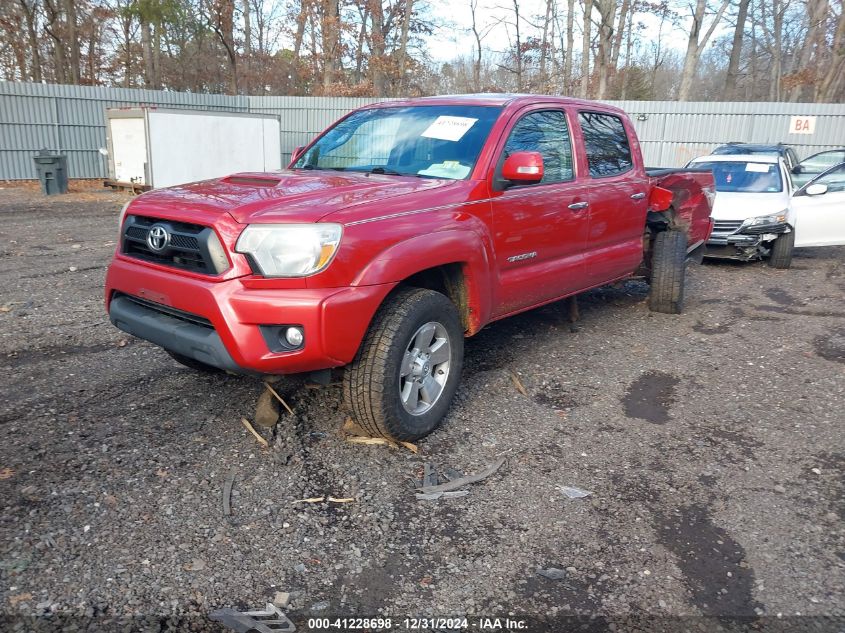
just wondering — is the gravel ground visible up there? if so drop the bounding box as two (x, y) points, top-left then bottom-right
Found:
(0, 187), (843, 632)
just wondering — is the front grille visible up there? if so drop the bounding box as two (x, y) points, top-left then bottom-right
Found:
(121, 215), (229, 275)
(116, 292), (213, 328)
(712, 220), (744, 235)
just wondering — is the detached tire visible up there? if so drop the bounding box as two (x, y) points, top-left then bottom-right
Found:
(343, 288), (464, 442)
(768, 230), (795, 269)
(167, 351), (223, 373)
(648, 229), (687, 314)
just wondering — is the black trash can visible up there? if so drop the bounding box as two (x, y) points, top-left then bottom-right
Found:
(33, 149), (68, 195)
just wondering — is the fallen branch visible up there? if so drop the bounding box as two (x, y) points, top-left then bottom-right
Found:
(292, 496), (325, 504)
(263, 382), (295, 416)
(345, 435), (418, 453)
(418, 457), (506, 494)
(327, 496), (355, 503)
(240, 417), (269, 448)
(509, 372), (528, 396)
(222, 470), (236, 516)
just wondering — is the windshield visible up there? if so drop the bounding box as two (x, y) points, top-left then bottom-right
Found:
(292, 105), (502, 179)
(692, 161), (783, 193)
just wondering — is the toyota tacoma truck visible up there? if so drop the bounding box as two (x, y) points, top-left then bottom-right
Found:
(105, 95), (714, 441)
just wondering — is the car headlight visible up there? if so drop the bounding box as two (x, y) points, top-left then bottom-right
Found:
(742, 211), (788, 227)
(236, 223), (342, 277)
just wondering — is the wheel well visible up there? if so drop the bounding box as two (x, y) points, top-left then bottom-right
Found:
(400, 263), (470, 331)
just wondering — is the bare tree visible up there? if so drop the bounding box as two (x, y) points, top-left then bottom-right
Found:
(580, 0), (593, 97)
(678, 0), (731, 101)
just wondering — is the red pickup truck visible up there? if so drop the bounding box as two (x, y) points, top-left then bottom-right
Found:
(105, 95), (714, 441)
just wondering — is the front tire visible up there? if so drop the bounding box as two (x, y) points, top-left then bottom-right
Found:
(648, 229), (687, 314)
(343, 288), (464, 442)
(768, 230), (794, 269)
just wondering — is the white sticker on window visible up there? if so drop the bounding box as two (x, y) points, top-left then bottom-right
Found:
(421, 116), (478, 142)
(745, 163), (771, 173)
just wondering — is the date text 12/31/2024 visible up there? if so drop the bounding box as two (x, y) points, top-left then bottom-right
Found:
(307, 617), (530, 630)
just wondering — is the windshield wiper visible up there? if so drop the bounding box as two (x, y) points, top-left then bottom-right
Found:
(369, 166), (405, 176)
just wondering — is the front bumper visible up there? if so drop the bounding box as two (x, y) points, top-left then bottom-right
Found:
(705, 221), (790, 260)
(105, 257), (395, 374)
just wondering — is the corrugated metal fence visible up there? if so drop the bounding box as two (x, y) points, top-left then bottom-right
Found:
(2, 81), (845, 179)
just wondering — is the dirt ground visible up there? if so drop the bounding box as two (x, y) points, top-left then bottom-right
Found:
(0, 186), (843, 632)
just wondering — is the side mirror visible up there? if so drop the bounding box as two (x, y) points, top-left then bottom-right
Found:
(805, 183), (828, 196)
(792, 164), (802, 174)
(291, 146), (305, 162)
(502, 151), (544, 184)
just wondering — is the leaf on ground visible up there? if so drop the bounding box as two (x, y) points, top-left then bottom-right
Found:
(155, 469), (168, 478)
(8, 593), (32, 607)
(0, 467), (14, 480)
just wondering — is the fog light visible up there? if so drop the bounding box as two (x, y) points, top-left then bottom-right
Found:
(284, 327), (304, 347)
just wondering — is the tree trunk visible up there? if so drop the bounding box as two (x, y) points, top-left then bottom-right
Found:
(320, 0), (340, 89)
(593, 0), (616, 99)
(152, 23), (162, 89)
(369, 0), (387, 95)
(396, 0), (414, 92)
(43, 0), (67, 83)
(63, 0), (80, 83)
(620, 3), (633, 99)
(242, 0), (251, 92)
(816, 4), (844, 102)
(723, 0), (749, 99)
(678, 0), (730, 101)
(18, 0), (42, 82)
(355, 6), (368, 82)
(140, 20), (154, 88)
(564, 0), (574, 93)
(580, 0), (592, 98)
(539, 0), (552, 87)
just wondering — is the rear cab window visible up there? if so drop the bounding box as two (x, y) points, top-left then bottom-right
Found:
(578, 111), (633, 178)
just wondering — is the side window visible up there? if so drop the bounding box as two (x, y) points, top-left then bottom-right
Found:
(808, 164), (845, 193)
(503, 110), (574, 184)
(578, 111), (633, 177)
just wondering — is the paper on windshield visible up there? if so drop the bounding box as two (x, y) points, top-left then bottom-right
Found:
(745, 163), (772, 173)
(418, 161), (471, 179)
(421, 116), (478, 142)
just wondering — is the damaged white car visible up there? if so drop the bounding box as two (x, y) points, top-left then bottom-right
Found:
(688, 154), (845, 269)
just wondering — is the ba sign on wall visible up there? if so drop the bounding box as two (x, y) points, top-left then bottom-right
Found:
(789, 116), (817, 135)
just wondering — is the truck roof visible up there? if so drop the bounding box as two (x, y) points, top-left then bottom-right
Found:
(359, 94), (627, 115)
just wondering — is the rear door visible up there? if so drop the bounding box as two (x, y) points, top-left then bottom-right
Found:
(576, 110), (649, 286)
(488, 107), (590, 316)
(792, 163), (845, 247)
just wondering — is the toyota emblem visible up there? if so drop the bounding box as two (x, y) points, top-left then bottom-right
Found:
(146, 225), (170, 252)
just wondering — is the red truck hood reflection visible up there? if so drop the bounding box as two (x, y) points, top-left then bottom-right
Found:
(133, 170), (455, 224)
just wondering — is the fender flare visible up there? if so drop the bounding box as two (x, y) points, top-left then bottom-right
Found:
(352, 229), (494, 333)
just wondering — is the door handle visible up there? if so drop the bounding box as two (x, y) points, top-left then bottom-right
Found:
(631, 192), (646, 200)
(568, 201), (589, 210)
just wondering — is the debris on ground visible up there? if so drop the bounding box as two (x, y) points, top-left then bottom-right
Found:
(272, 592), (290, 608)
(241, 417), (270, 448)
(210, 602), (296, 632)
(509, 371), (528, 396)
(416, 490), (470, 501)
(416, 457), (506, 500)
(345, 434), (418, 453)
(327, 496), (355, 503)
(264, 382), (295, 416)
(559, 485), (593, 499)
(222, 470), (236, 517)
(292, 496), (325, 504)
(254, 390), (281, 428)
(423, 462), (437, 487)
(537, 567), (568, 580)
(0, 467), (14, 479)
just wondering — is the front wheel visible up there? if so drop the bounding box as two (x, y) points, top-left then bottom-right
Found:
(648, 229), (687, 314)
(768, 230), (795, 269)
(343, 288), (464, 442)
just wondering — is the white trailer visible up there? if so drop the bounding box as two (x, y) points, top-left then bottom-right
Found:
(104, 108), (282, 190)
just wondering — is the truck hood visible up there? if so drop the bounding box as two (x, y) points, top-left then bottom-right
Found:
(711, 191), (790, 221)
(132, 170), (456, 224)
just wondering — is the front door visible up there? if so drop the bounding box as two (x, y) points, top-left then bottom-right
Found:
(489, 108), (589, 317)
(792, 163), (845, 247)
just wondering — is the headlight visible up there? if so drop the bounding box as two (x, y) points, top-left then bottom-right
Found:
(236, 223), (342, 277)
(742, 212), (787, 227)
